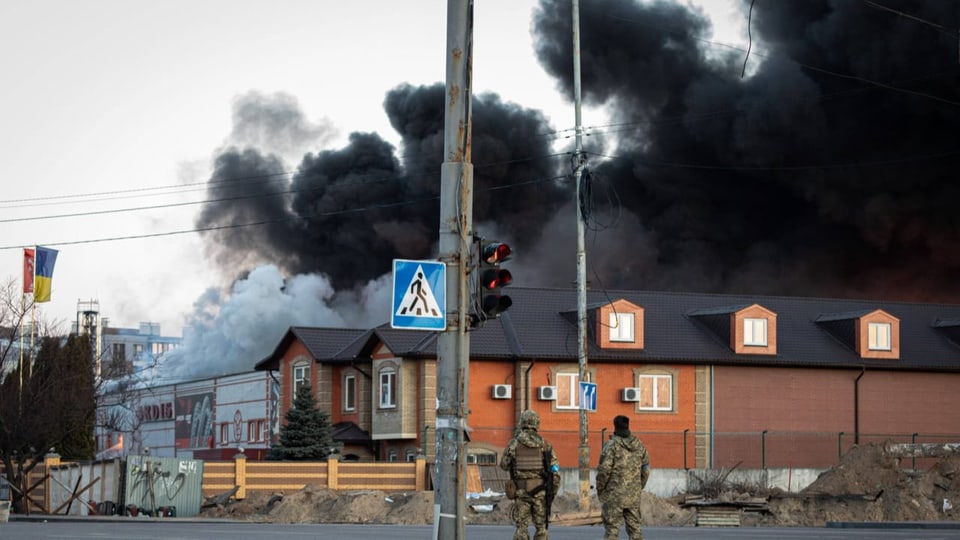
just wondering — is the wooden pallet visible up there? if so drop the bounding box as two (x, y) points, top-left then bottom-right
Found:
(695, 506), (741, 527)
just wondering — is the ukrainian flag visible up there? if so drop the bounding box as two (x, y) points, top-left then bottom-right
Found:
(34, 246), (58, 303)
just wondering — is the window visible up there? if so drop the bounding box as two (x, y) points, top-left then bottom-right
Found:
(868, 322), (891, 351)
(344, 374), (356, 412)
(112, 343), (126, 362)
(247, 420), (265, 443)
(151, 342), (173, 356)
(638, 374), (673, 411)
(467, 451), (497, 465)
(744, 318), (768, 346)
(387, 449), (398, 462)
(133, 344), (144, 357)
(293, 362), (310, 400)
(609, 312), (635, 342)
(555, 372), (580, 410)
(219, 423), (230, 445)
(380, 368), (396, 408)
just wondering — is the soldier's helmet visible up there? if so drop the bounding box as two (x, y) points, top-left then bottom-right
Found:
(519, 409), (540, 430)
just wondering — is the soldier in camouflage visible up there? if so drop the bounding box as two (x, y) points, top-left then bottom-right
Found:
(499, 409), (560, 540)
(597, 415), (651, 540)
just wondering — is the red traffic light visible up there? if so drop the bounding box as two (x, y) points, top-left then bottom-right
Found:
(480, 268), (512, 290)
(481, 242), (512, 265)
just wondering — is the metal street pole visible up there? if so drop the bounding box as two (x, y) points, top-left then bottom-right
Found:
(435, 1), (473, 539)
(572, 0), (591, 513)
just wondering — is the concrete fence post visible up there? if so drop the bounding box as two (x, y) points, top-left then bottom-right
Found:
(234, 451), (247, 499)
(328, 458), (339, 490)
(415, 457), (426, 491)
(43, 451), (60, 514)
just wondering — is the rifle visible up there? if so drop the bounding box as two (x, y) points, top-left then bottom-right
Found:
(541, 450), (555, 529)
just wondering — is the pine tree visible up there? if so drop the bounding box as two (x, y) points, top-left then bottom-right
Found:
(268, 384), (337, 460)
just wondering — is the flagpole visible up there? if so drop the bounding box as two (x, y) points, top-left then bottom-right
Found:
(19, 292), (25, 408)
(29, 299), (36, 378)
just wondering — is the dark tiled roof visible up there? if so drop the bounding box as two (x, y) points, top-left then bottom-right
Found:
(254, 327), (366, 371)
(481, 287), (960, 371)
(263, 288), (960, 372)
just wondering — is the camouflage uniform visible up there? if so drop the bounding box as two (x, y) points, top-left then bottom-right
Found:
(499, 410), (560, 540)
(596, 427), (651, 540)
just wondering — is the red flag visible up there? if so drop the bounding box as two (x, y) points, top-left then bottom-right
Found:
(23, 248), (35, 294)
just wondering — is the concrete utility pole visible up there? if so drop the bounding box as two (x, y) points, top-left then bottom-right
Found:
(435, 1), (473, 539)
(572, 0), (591, 513)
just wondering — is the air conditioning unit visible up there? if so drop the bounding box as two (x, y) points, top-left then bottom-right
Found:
(492, 384), (512, 400)
(538, 386), (557, 401)
(621, 387), (641, 402)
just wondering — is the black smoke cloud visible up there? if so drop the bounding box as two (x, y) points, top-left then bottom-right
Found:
(532, 0), (960, 301)
(197, 84), (567, 292)
(198, 0), (960, 306)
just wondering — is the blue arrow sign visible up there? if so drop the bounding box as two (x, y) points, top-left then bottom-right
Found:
(580, 381), (597, 412)
(391, 259), (446, 331)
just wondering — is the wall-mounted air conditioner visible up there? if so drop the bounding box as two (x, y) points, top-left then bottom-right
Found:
(492, 384), (512, 399)
(621, 387), (641, 402)
(538, 386), (557, 401)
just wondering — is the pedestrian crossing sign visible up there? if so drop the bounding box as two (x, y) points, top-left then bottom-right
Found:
(391, 259), (446, 330)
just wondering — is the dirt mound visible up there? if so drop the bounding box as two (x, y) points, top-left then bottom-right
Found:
(202, 486), (692, 526)
(752, 442), (960, 527)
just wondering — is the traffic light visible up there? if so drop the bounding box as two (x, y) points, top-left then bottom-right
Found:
(477, 240), (513, 320)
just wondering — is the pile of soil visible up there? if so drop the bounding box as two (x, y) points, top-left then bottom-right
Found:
(201, 486), (693, 526)
(200, 442), (960, 527)
(753, 442), (960, 527)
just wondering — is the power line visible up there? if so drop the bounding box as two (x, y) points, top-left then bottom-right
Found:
(0, 172), (568, 251)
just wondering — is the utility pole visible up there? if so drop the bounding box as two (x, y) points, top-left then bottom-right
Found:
(435, 1), (473, 539)
(572, 0), (591, 513)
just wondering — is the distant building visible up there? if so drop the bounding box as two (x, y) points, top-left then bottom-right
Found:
(72, 299), (183, 379)
(96, 370), (277, 460)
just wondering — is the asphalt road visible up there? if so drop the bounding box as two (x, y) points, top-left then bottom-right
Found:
(4, 521), (960, 540)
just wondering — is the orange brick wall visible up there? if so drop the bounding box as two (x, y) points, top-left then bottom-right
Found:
(466, 360), (697, 469)
(713, 366), (960, 467)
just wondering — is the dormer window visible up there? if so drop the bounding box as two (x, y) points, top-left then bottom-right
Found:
(868, 322), (891, 351)
(609, 312), (635, 342)
(815, 308), (899, 360)
(743, 318), (768, 347)
(594, 300), (644, 350)
(689, 303), (777, 355)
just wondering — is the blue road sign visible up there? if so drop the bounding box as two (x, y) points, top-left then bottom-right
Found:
(580, 381), (597, 412)
(391, 259), (446, 331)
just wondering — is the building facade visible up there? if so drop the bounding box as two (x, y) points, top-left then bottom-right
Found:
(256, 287), (960, 470)
(96, 370), (277, 460)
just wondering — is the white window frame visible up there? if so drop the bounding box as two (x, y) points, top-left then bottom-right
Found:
(555, 372), (580, 410)
(292, 362), (310, 401)
(219, 423), (230, 446)
(380, 368), (397, 409)
(609, 312), (635, 342)
(868, 322), (892, 351)
(344, 374), (356, 412)
(744, 317), (768, 346)
(638, 374), (673, 411)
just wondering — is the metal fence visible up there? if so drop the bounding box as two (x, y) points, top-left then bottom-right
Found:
(469, 427), (960, 470)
